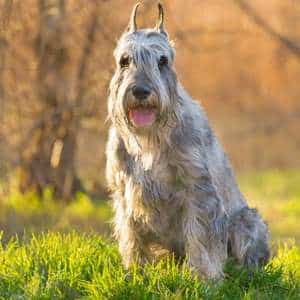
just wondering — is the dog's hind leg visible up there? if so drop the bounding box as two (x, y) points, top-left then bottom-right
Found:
(228, 207), (270, 267)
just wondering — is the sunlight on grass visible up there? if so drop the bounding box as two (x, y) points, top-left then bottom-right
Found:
(0, 170), (299, 298)
(0, 232), (299, 299)
(0, 169), (299, 245)
(239, 170), (300, 244)
(0, 187), (112, 241)
(271, 242), (300, 281)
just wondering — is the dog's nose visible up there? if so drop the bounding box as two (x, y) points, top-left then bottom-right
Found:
(132, 85), (151, 100)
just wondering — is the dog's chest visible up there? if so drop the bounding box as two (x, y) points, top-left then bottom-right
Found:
(128, 154), (174, 201)
(123, 153), (184, 233)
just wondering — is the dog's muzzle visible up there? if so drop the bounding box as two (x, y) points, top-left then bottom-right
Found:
(126, 85), (159, 128)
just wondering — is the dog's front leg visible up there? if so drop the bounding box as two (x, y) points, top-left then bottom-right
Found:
(115, 210), (151, 269)
(183, 176), (228, 280)
(119, 232), (149, 269)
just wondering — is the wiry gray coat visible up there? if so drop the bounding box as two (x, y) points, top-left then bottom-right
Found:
(106, 4), (269, 279)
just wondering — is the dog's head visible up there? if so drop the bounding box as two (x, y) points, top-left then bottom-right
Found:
(109, 3), (179, 134)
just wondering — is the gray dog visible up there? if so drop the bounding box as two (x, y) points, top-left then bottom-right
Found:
(106, 3), (270, 279)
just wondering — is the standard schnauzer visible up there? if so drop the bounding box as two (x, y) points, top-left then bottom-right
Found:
(106, 3), (270, 279)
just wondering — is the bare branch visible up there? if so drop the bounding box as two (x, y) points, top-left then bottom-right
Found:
(234, 0), (300, 58)
(74, 4), (100, 106)
(1, 0), (13, 31)
(225, 111), (300, 139)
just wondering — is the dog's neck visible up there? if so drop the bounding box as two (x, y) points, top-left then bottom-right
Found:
(122, 127), (171, 166)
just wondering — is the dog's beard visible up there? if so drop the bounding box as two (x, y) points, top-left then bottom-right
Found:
(110, 89), (181, 159)
(109, 79), (180, 149)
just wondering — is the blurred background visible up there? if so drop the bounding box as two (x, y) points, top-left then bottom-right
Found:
(0, 0), (299, 245)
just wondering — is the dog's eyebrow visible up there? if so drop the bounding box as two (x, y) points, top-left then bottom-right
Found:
(133, 47), (153, 67)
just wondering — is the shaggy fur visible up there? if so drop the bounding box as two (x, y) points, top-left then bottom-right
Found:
(106, 3), (270, 279)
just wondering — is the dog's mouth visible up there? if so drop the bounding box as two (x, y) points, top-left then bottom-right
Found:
(128, 104), (158, 128)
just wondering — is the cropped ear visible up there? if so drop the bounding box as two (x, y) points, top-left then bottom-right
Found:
(127, 2), (140, 33)
(155, 3), (167, 36)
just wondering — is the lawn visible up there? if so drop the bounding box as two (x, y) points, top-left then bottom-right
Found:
(0, 231), (299, 300)
(239, 170), (300, 244)
(0, 170), (299, 299)
(0, 169), (299, 244)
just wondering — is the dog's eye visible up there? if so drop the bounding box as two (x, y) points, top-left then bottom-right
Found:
(158, 55), (168, 69)
(120, 55), (130, 68)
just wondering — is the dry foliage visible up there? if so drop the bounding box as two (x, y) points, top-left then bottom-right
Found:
(0, 0), (299, 197)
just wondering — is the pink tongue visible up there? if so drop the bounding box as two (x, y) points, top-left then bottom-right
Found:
(129, 108), (156, 127)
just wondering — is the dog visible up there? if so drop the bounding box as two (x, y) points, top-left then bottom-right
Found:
(106, 3), (270, 279)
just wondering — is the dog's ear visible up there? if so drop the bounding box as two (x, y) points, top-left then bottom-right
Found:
(127, 2), (140, 33)
(155, 3), (167, 36)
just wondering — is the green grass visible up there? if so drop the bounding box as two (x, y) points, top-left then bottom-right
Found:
(0, 169), (299, 245)
(0, 188), (113, 242)
(0, 232), (299, 300)
(0, 170), (299, 299)
(239, 169), (300, 244)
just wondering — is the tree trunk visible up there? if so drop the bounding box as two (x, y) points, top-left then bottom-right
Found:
(19, 0), (81, 200)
